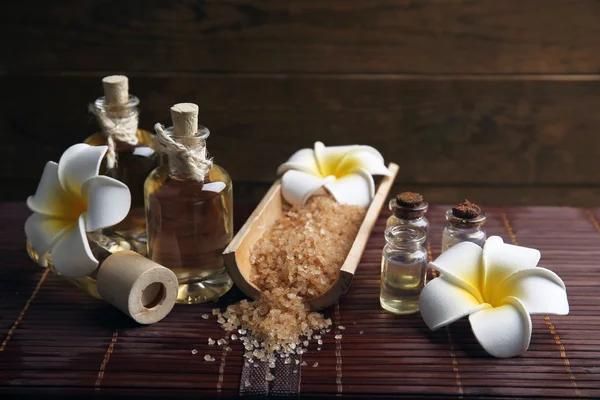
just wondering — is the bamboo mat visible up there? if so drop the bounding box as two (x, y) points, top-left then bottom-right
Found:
(1, 202), (599, 399)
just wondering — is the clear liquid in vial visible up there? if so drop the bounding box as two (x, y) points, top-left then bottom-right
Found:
(379, 256), (426, 315)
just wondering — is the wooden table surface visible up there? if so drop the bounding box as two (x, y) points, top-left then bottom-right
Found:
(1, 202), (599, 399)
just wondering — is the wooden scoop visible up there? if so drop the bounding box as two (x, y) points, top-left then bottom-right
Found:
(223, 163), (399, 310)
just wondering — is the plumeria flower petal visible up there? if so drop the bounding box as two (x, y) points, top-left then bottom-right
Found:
(82, 175), (131, 232)
(57, 143), (107, 198)
(419, 276), (491, 331)
(335, 149), (391, 177)
(419, 236), (568, 358)
(277, 148), (321, 176)
(25, 143), (131, 278)
(27, 162), (83, 219)
(278, 142), (390, 207)
(281, 170), (334, 207)
(24, 213), (73, 258)
(325, 168), (374, 207)
(50, 214), (99, 278)
(497, 268), (569, 315)
(429, 241), (484, 303)
(482, 236), (541, 302)
(469, 297), (532, 358)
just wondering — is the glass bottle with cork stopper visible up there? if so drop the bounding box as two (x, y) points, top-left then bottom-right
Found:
(387, 192), (429, 240)
(145, 103), (233, 304)
(441, 199), (487, 252)
(86, 75), (158, 253)
(380, 226), (428, 314)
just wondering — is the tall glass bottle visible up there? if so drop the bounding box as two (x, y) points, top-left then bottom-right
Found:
(86, 75), (158, 254)
(441, 199), (487, 252)
(145, 103), (233, 304)
(387, 192), (429, 241)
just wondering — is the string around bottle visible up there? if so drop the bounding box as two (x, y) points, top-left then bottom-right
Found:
(154, 123), (213, 182)
(89, 104), (139, 169)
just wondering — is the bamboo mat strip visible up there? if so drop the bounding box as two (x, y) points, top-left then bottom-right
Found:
(1, 203), (600, 398)
(500, 211), (581, 398)
(95, 330), (119, 387)
(0, 269), (49, 353)
(334, 302), (343, 396)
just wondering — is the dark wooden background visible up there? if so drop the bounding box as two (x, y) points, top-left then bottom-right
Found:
(2, 0), (600, 205)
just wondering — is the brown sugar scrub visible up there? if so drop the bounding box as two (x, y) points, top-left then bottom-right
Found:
(212, 195), (365, 365)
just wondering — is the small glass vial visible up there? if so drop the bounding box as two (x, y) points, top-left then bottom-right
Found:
(380, 226), (428, 315)
(441, 199), (487, 252)
(86, 76), (159, 253)
(145, 103), (233, 304)
(387, 192), (429, 240)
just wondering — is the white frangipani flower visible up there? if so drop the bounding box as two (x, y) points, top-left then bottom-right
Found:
(25, 144), (131, 278)
(419, 236), (569, 358)
(277, 141), (391, 207)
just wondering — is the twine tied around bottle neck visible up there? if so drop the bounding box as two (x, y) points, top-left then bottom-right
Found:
(154, 123), (213, 182)
(89, 104), (139, 169)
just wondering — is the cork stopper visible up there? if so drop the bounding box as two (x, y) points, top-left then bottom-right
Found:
(102, 75), (129, 106)
(96, 251), (178, 325)
(452, 199), (482, 219)
(396, 192), (424, 208)
(170, 103), (199, 136)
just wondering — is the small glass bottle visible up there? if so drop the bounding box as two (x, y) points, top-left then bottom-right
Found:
(86, 75), (159, 253)
(387, 192), (429, 240)
(441, 199), (487, 252)
(145, 103), (233, 304)
(380, 226), (428, 315)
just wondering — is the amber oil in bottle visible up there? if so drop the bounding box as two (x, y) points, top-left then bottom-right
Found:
(86, 76), (158, 253)
(145, 103), (233, 304)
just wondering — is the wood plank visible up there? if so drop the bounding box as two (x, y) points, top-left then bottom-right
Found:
(3, 75), (600, 201)
(2, 0), (600, 74)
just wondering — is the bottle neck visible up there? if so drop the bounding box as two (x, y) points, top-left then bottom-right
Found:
(384, 226), (426, 251)
(160, 126), (211, 181)
(390, 198), (428, 220)
(445, 209), (486, 229)
(92, 95), (140, 146)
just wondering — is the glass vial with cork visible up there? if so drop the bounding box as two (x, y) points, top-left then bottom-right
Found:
(387, 192), (429, 239)
(380, 226), (428, 315)
(441, 199), (487, 252)
(145, 103), (234, 304)
(86, 75), (159, 252)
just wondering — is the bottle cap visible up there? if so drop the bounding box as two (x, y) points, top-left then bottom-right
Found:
(96, 251), (178, 324)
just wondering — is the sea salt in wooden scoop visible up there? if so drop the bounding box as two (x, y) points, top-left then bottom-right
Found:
(224, 163), (399, 310)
